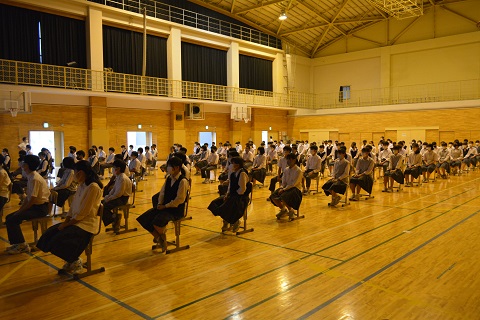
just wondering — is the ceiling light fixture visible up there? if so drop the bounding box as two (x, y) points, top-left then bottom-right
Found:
(278, 11), (287, 21)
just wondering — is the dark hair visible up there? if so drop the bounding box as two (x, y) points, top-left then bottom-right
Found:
(361, 147), (369, 153)
(230, 156), (244, 167)
(121, 145), (125, 148)
(131, 151), (138, 158)
(338, 148), (346, 155)
(228, 150), (240, 158)
(145, 146), (150, 150)
(258, 146), (265, 155)
(69, 146), (76, 152)
(211, 146), (217, 152)
(113, 159), (126, 173)
(310, 145), (318, 151)
(167, 156), (182, 168)
(76, 150), (85, 158)
(23, 155), (41, 171)
(26, 145), (31, 149)
(88, 148), (96, 157)
(283, 146), (292, 153)
(180, 147), (188, 154)
(173, 152), (187, 164)
(2, 148), (9, 153)
(74, 160), (103, 188)
(411, 143), (419, 149)
(62, 157), (75, 169)
(114, 154), (123, 160)
(393, 145), (401, 151)
(109, 147), (115, 152)
(99, 146), (103, 150)
(38, 152), (46, 158)
(286, 153), (297, 161)
(137, 147), (144, 153)
(427, 144), (433, 149)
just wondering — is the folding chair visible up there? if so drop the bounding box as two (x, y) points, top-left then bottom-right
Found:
(152, 190), (191, 254)
(236, 188), (254, 235)
(310, 176), (321, 195)
(106, 204), (137, 235)
(51, 190), (75, 218)
(327, 177), (350, 207)
(289, 205), (305, 221)
(30, 215), (55, 247)
(0, 183), (12, 228)
(59, 204), (106, 279)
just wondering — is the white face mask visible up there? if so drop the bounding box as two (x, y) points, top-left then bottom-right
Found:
(166, 166), (173, 175)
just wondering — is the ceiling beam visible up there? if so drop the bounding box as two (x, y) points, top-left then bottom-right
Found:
(389, 15), (421, 45)
(233, 0), (286, 14)
(280, 23), (328, 36)
(230, 0), (236, 13)
(279, 16), (385, 36)
(310, 25), (331, 58)
(350, 34), (384, 46)
(276, 0), (296, 34)
(440, 6), (478, 24)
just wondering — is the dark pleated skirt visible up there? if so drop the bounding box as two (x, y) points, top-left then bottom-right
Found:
(385, 169), (405, 184)
(404, 166), (422, 179)
(450, 160), (461, 168)
(269, 187), (303, 210)
(196, 160), (208, 169)
(36, 224), (92, 263)
(350, 175), (374, 193)
(322, 179), (347, 196)
(55, 189), (75, 207)
(208, 195), (248, 224)
(251, 168), (267, 184)
(422, 164), (436, 173)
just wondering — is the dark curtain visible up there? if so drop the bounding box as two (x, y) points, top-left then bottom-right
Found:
(181, 42), (227, 86)
(239, 54), (273, 91)
(0, 4), (41, 63)
(40, 13), (87, 68)
(103, 25), (167, 77)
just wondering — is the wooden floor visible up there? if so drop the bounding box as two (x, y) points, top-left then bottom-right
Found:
(1, 167), (480, 320)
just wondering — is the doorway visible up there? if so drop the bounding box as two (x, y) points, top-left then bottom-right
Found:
(29, 131), (64, 167)
(199, 132), (216, 147)
(127, 131), (152, 150)
(261, 131), (268, 144)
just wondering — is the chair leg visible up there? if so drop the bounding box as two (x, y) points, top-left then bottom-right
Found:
(116, 207), (137, 235)
(60, 240), (106, 279)
(289, 208), (305, 221)
(236, 210), (254, 235)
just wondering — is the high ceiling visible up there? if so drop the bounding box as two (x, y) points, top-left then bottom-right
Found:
(188, 0), (477, 57)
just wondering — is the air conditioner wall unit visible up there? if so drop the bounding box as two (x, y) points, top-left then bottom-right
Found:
(185, 103), (205, 120)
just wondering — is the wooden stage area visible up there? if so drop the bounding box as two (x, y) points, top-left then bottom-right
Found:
(1, 168), (480, 319)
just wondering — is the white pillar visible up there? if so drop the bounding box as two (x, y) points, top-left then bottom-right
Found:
(167, 27), (182, 97)
(272, 52), (284, 94)
(86, 7), (104, 91)
(227, 41), (239, 102)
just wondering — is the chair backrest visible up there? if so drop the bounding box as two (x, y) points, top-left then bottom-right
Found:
(183, 190), (190, 218)
(95, 204), (104, 236)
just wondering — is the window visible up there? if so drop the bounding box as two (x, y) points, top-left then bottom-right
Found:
(38, 21), (43, 63)
(339, 86), (350, 102)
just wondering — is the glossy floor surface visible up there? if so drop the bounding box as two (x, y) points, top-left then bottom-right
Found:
(1, 168), (480, 319)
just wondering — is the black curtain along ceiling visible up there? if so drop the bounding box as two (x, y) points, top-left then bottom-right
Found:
(103, 25), (167, 78)
(0, 4), (86, 67)
(239, 54), (273, 92)
(181, 42), (227, 86)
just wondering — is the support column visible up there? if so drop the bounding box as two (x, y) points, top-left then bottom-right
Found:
(170, 102), (186, 146)
(272, 52), (284, 93)
(88, 97), (109, 147)
(227, 41), (239, 101)
(168, 27), (182, 98)
(86, 7), (104, 91)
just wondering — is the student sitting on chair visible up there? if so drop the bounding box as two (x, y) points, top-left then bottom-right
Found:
(422, 144), (438, 182)
(250, 146), (267, 187)
(462, 141), (478, 171)
(99, 147), (116, 179)
(322, 149), (350, 207)
(48, 157), (77, 214)
(383, 145), (405, 192)
(0, 154), (12, 213)
(242, 145), (254, 169)
(144, 146), (153, 172)
(436, 142), (451, 179)
(269, 153), (303, 220)
(267, 143), (278, 174)
(151, 144), (158, 169)
(97, 146), (106, 164)
(208, 157), (252, 233)
(302, 145), (321, 195)
(137, 157), (189, 251)
(268, 146), (291, 198)
(218, 150), (238, 196)
(88, 148), (99, 174)
(128, 151), (142, 177)
(137, 147), (146, 177)
(201, 146), (219, 183)
(120, 145), (129, 162)
(376, 141), (392, 174)
(36, 152), (49, 178)
(101, 160), (132, 227)
(349, 148), (375, 201)
(404, 143), (423, 186)
(194, 145), (209, 175)
(36, 160), (103, 274)
(5, 155), (50, 254)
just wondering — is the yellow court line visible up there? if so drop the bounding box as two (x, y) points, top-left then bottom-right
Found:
(0, 253), (38, 287)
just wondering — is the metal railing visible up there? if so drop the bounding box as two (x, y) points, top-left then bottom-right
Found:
(1, 59), (479, 110)
(88, 0), (282, 49)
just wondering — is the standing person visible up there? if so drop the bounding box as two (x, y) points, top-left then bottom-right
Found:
(2, 148), (11, 171)
(151, 144), (158, 169)
(36, 160), (103, 274)
(18, 137), (28, 151)
(0, 154), (12, 213)
(5, 155), (50, 254)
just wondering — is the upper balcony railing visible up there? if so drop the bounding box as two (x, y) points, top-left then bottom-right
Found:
(88, 0), (283, 49)
(0, 59), (479, 110)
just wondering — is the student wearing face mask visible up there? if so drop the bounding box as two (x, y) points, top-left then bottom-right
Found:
(48, 157), (77, 215)
(422, 144), (439, 182)
(5, 155), (50, 254)
(101, 160), (132, 228)
(462, 141), (478, 172)
(436, 142), (451, 179)
(137, 157), (189, 251)
(404, 143), (423, 186)
(37, 160), (103, 274)
(449, 143), (463, 175)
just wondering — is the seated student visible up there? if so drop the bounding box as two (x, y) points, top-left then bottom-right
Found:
(2, 148), (11, 171)
(349, 148), (375, 200)
(420, 141), (429, 156)
(87, 148), (99, 175)
(75, 150), (85, 162)
(128, 151), (142, 177)
(68, 146), (77, 161)
(5, 155), (50, 254)
(150, 144), (158, 169)
(102, 155), (129, 197)
(137, 157), (189, 251)
(268, 146), (291, 197)
(99, 147), (116, 179)
(194, 145), (209, 175)
(376, 141), (392, 174)
(404, 143), (423, 186)
(36, 152), (49, 178)
(269, 153), (303, 219)
(462, 141), (478, 171)
(201, 146), (219, 183)
(383, 145), (405, 192)
(436, 142), (451, 179)
(120, 145), (129, 162)
(242, 145), (255, 169)
(97, 146), (106, 164)
(449, 143), (463, 175)
(137, 147), (147, 176)
(0, 155), (12, 213)
(48, 157), (77, 214)
(41, 148), (54, 175)
(10, 150), (26, 179)
(101, 160), (132, 227)
(218, 150), (238, 196)
(250, 146), (267, 187)
(422, 144), (439, 182)
(267, 143), (278, 174)
(160, 146), (177, 172)
(302, 145), (322, 195)
(36, 160), (103, 274)
(322, 149), (350, 206)
(208, 157), (252, 232)
(144, 146), (153, 171)
(172, 152), (191, 181)
(349, 142), (358, 159)
(128, 145), (134, 159)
